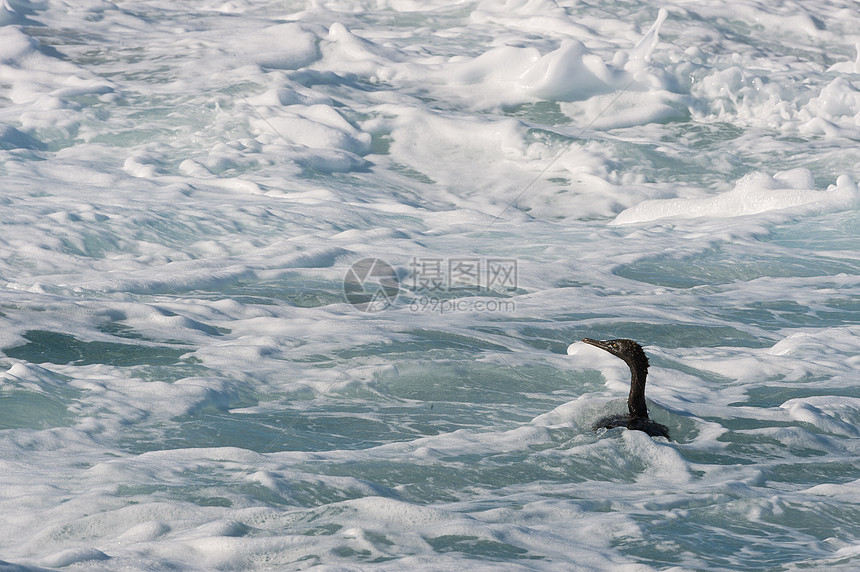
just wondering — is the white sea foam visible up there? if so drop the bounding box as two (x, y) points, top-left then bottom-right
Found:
(613, 169), (859, 224)
(0, 0), (859, 569)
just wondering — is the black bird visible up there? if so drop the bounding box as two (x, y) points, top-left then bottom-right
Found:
(581, 338), (670, 439)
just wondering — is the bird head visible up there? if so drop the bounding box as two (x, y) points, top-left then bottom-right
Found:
(581, 338), (649, 373)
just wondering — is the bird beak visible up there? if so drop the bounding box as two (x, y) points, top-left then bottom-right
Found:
(581, 338), (617, 357)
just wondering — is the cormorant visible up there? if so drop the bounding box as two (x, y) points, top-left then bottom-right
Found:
(581, 338), (670, 439)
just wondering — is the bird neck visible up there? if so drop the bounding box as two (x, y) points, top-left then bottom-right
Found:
(626, 362), (649, 419)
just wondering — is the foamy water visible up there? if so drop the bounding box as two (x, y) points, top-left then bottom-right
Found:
(1, 0), (859, 569)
